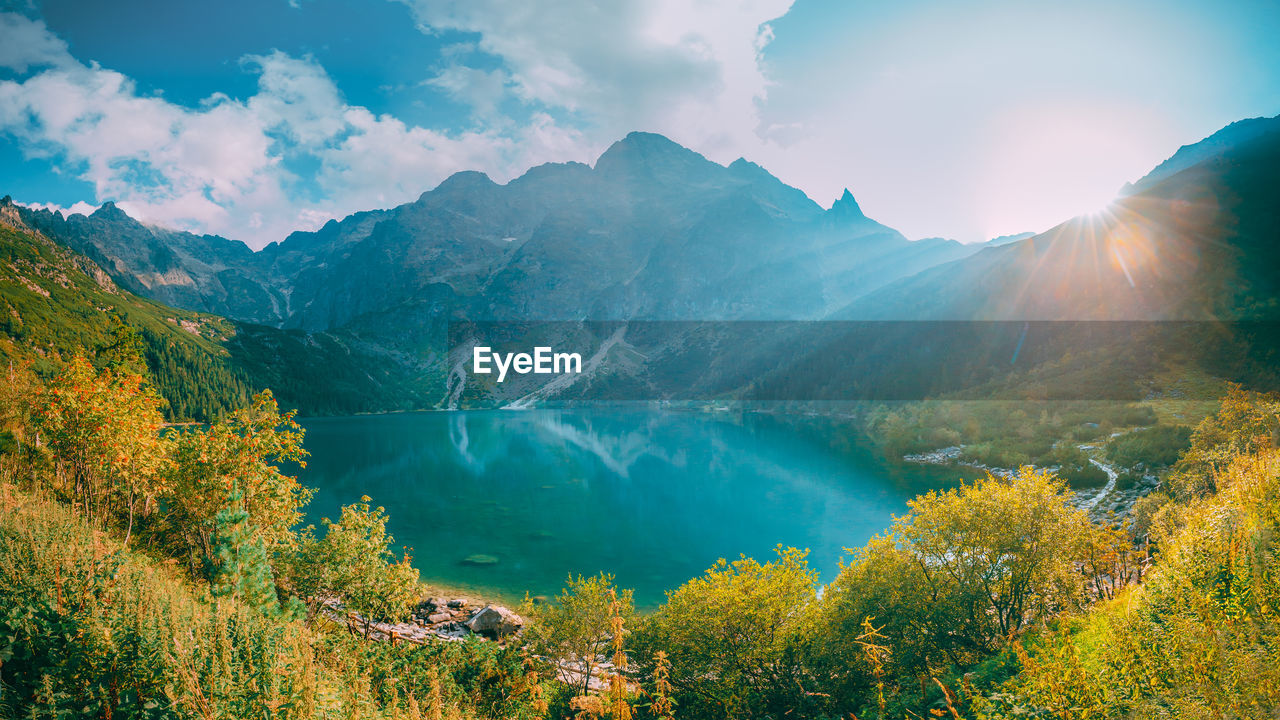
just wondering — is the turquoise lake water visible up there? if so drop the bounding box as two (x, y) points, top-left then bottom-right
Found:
(296, 409), (961, 608)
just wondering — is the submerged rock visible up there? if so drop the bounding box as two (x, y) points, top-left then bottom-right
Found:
(461, 554), (500, 566)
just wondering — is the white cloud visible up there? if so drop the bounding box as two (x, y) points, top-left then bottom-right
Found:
(17, 199), (96, 217)
(0, 54), (296, 243)
(244, 51), (347, 145)
(0, 13), (71, 73)
(0, 11), (600, 248)
(398, 0), (794, 158)
(426, 65), (510, 120)
(0, 3), (804, 248)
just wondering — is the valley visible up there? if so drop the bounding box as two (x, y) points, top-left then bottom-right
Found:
(2, 109), (1279, 719)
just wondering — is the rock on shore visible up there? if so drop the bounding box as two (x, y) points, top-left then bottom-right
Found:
(464, 604), (524, 638)
(327, 596), (525, 643)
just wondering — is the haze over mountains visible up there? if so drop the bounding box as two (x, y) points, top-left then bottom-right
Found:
(845, 114), (1280, 321)
(13, 132), (989, 329)
(5, 115), (1280, 410)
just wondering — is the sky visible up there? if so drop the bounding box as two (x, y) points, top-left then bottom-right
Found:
(1, 0), (1277, 249)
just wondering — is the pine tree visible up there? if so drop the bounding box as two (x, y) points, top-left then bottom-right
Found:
(208, 485), (284, 616)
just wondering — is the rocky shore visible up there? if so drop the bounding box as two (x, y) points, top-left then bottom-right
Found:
(902, 442), (1160, 520)
(324, 596), (622, 691)
(324, 596), (524, 644)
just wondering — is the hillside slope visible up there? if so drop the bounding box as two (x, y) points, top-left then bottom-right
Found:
(0, 199), (428, 418)
(842, 114), (1280, 321)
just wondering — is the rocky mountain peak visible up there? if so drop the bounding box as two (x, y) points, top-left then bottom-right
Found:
(432, 170), (498, 194)
(828, 188), (865, 220)
(593, 131), (721, 182)
(90, 201), (134, 223)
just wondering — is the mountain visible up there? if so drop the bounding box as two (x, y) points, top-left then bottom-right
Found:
(11, 120), (1280, 410)
(984, 232), (1036, 247)
(14, 132), (983, 332)
(742, 115), (1280, 403)
(1122, 115), (1280, 196)
(842, 114), (1280, 321)
(16, 201), (286, 325)
(0, 198), (429, 418)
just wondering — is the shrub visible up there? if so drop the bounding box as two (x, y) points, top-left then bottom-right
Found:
(632, 547), (821, 719)
(286, 496), (420, 624)
(522, 573), (633, 696)
(819, 467), (1094, 714)
(1104, 424), (1192, 468)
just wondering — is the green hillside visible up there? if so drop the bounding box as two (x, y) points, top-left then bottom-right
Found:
(0, 211), (253, 421)
(0, 205), (429, 420)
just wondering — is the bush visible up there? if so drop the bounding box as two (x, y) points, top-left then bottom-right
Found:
(0, 482), (544, 720)
(978, 448), (1280, 718)
(632, 547), (821, 719)
(286, 496), (420, 624)
(522, 573), (633, 696)
(1058, 461), (1109, 488)
(816, 469), (1095, 717)
(1104, 424), (1192, 468)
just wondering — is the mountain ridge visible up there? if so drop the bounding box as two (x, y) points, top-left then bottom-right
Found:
(10, 131), (984, 333)
(9, 118), (1280, 409)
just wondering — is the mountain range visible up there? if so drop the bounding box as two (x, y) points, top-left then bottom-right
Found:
(14, 132), (1003, 329)
(4, 115), (1280, 411)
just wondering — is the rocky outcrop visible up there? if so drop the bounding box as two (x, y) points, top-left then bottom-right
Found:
(464, 604), (524, 638)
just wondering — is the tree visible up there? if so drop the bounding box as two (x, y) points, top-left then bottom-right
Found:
(166, 389), (310, 568)
(634, 546), (820, 719)
(35, 356), (170, 543)
(820, 467), (1092, 705)
(524, 573), (634, 696)
(0, 358), (39, 455)
(1168, 383), (1280, 497)
(816, 534), (951, 708)
(896, 468), (1091, 645)
(208, 485), (302, 618)
(286, 496), (419, 625)
(93, 317), (147, 376)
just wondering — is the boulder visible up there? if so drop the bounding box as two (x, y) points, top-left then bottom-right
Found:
(427, 612), (452, 624)
(464, 604), (523, 638)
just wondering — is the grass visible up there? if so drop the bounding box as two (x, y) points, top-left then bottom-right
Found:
(0, 477), (545, 720)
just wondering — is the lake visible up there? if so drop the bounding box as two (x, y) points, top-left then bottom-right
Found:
(296, 408), (962, 608)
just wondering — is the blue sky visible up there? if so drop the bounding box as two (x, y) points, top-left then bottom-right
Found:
(1, 0), (1277, 248)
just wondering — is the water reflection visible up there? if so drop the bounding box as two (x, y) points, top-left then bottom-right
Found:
(297, 409), (950, 607)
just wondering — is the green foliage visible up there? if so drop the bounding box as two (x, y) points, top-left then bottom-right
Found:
(0, 482), (546, 720)
(164, 390), (311, 573)
(314, 631), (551, 720)
(866, 400), (1161, 471)
(286, 496), (420, 624)
(523, 573), (633, 696)
(0, 224), (254, 422)
(0, 338), (541, 719)
(33, 356), (171, 539)
(1104, 424), (1192, 469)
(1167, 383), (1280, 497)
(0, 221), (428, 422)
(818, 468), (1093, 715)
(973, 389), (1280, 719)
(632, 546), (821, 719)
(208, 486), (302, 619)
